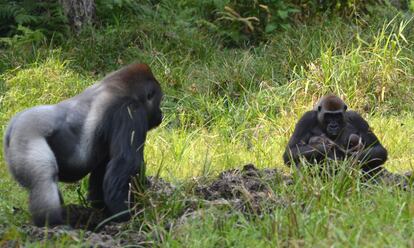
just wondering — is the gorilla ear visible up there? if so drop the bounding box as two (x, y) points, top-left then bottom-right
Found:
(344, 104), (348, 111)
(317, 106), (322, 112)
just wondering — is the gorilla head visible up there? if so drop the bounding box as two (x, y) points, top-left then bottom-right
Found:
(104, 63), (163, 129)
(315, 95), (347, 138)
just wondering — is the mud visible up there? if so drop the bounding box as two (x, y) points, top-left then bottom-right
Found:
(62, 204), (107, 230)
(60, 176), (176, 230)
(376, 170), (413, 189)
(18, 177), (176, 247)
(22, 224), (130, 248)
(196, 164), (292, 214)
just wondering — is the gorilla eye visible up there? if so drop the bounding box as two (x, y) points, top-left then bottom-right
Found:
(147, 91), (155, 100)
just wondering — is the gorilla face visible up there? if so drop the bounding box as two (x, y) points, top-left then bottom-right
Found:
(149, 103), (163, 129)
(145, 80), (163, 130)
(322, 112), (345, 138)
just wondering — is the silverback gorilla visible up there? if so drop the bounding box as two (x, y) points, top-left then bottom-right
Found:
(3, 63), (163, 226)
(283, 95), (387, 174)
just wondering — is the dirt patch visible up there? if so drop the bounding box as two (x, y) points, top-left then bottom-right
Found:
(145, 176), (176, 197)
(60, 177), (176, 230)
(21, 223), (149, 248)
(196, 164), (292, 214)
(58, 165), (293, 230)
(377, 170), (413, 189)
(16, 177), (176, 247)
(62, 204), (107, 230)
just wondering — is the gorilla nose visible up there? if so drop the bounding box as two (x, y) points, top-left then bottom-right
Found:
(328, 125), (339, 135)
(329, 123), (338, 129)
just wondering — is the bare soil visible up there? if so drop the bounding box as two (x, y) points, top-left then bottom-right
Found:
(17, 164), (411, 247)
(195, 164), (292, 214)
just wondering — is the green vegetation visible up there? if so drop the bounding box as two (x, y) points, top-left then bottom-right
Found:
(1, 0), (414, 246)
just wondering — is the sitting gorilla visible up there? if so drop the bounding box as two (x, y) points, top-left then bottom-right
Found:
(283, 95), (387, 174)
(3, 63), (163, 226)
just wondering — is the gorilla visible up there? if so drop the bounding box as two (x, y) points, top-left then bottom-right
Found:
(283, 95), (387, 174)
(3, 63), (163, 227)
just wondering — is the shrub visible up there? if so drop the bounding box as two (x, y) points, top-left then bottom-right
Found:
(0, 0), (69, 44)
(199, 0), (388, 47)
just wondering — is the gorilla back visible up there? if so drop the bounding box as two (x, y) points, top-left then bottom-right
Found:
(3, 63), (163, 227)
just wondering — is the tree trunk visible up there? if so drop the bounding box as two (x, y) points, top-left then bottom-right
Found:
(59, 0), (96, 32)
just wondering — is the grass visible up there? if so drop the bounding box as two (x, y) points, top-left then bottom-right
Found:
(168, 186), (413, 247)
(1, 2), (414, 247)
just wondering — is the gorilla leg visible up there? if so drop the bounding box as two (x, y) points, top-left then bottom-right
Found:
(29, 180), (62, 226)
(10, 137), (63, 226)
(28, 139), (63, 226)
(88, 165), (106, 209)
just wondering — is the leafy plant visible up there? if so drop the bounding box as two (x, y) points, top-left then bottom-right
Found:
(95, 0), (155, 24)
(201, 0), (298, 46)
(0, 0), (69, 44)
(293, 0), (389, 18)
(0, 25), (45, 47)
(199, 0), (387, 47)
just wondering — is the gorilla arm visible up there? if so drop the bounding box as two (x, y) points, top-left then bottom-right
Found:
(346, 111), (388, 173)
(101, 100), (148, 220)
(283, 111), (334, 166)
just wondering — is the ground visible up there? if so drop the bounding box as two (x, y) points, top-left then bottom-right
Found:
(5, 165), (410, 247)
(4, 166), (293, 247)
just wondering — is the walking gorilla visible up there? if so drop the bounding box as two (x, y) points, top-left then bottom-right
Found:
(283, 95), (387, 174)
(3, 63), (163, 226)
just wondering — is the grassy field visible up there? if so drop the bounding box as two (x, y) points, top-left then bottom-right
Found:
(1, 2), (414, 247)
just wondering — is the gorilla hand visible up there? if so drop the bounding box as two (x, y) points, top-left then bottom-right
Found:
(347, 134), (364, 154)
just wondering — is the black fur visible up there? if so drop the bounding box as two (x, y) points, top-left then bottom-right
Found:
(99, 99), (148, 219)
(283, 100), (387, 173)
(3, 63), (163, 227)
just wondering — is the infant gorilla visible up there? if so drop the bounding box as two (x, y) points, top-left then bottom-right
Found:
(308, 133), (363, 157)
